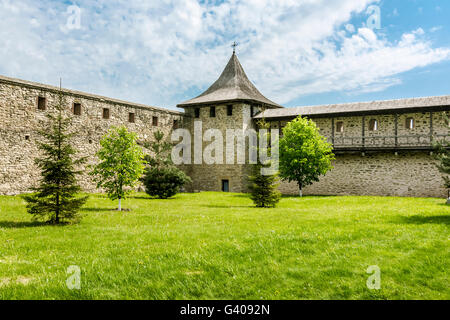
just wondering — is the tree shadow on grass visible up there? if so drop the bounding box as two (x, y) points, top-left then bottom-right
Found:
(204, 205), (253, 209)
(280, 195), (336, 199)
(128, 196), (151, 200)
(0, 221), (50, 229)
(81, 207), (135, 212)
(81, 207), (115, 212)
(396, 215), (450, 226)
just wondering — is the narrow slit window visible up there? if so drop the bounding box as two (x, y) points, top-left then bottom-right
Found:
(227, 105), (233, 116)
(369, 119), (378, 131)
(210, 106), (216, 118)
(129, 112), (135, 123)
(405, 117), (414, 129)
(103, 108), (110, 119)
(73, 103), (81, 115)
(152, 116), (158, 126)
(194, 108), (200, 118)
(37, 97), (46, 110)
(336, 121), (344, 133)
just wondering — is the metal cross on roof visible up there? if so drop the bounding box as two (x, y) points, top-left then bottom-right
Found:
(231, 41), (238, 54)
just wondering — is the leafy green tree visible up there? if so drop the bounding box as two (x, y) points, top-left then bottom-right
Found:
(279, 116), (335, 197)
(248, 120), (281, 208)
(23, 90), (88, 224)
(143, 166), (191, 199)
(142, 130), (191, 199)
(91, 126), (145, 210)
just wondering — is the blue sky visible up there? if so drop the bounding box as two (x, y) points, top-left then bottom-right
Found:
(0, 0), (449, 110)
(296, 0), (450, 106)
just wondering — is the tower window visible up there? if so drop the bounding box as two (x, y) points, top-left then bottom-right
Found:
(250, 106), (254, 117)
(194, 108), (200, 118)
(336, 121), (344, 133)
(73, 103), (81, 115)
(129, 112), (135, 123)
(103, 108), (110, 119)
(210, 106), (216, 118)
(227, 105), (233, 116)
(173, 119), (179, 129)
(37, 96), (46, 110)
(369, 119), (378, 131)
(405, 117), (414, 129)
(152, 116), (158, 126)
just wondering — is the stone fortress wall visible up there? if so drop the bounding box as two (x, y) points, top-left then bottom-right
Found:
(1, 73), (449, 198)
(268, 111), (450, 197)
(0, 76), (182, 195)
(278, 152), (446, 197)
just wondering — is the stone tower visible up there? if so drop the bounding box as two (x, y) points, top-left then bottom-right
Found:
(177, 52), (283, 192)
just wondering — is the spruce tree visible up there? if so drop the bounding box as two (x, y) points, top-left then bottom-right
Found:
(23, 88), (88, 224)
(248, 121), (281, 208)
(434, 115), (450, 194)
(142, 130), (191, 199)
(435, 143), (450, 189)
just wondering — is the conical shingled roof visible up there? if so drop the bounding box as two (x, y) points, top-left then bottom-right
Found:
(177, 53), (283, 109)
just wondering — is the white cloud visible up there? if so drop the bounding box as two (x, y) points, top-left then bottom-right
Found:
(345, 24), (355, 33)
(430, 26), (443, 33)
(0, 0), (449, 109)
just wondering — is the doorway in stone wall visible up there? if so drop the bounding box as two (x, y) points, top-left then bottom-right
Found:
(222, 180), (229, 192)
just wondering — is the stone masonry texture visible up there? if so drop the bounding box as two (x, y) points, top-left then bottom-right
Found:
(0, 79), (182, 195)
(1, 75), (450, 198)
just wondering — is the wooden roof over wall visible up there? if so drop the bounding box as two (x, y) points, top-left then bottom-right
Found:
(254, 96), (450, 119)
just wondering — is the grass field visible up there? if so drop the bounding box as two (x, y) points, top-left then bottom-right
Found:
(0, 192), (448, 300)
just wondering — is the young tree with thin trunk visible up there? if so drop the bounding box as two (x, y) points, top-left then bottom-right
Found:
(23, 89), (88, 224)
(279, 116), (335, 197)
(435, 142), (450, 190)
(91, 126), (145, 211)
(248, 120), (281, 208)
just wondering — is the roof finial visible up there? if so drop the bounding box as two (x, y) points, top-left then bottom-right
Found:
(231, 41), (238, 54)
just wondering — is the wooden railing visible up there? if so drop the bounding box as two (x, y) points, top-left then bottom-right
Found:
(329, 134), (450, 151)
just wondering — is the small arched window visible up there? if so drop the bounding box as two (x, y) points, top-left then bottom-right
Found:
(369, 119), (378, 131)
(336, 121), (344, 133)
(405, 117), (414, 129)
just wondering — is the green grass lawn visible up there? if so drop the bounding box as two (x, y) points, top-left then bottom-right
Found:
(0, 192), (448, 300)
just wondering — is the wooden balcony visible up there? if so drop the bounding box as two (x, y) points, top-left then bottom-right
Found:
(329, 134), (450, 153)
